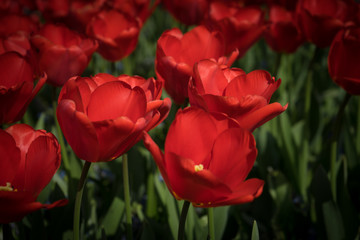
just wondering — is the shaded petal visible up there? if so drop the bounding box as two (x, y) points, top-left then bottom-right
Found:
(57, 99), (100, 162)
(0, 130), (20, 185)
(145, 98), (172, 131)
(38, 45), (89, 86)
(92, 117), (137, 161)
(200, 178), (264, 208)
(24, 135), (61, 197)
(218, 178), (264, 206)
(156, 55), (192, 105)
(0, 52), (33, 88)
(0, 191), (68, 224)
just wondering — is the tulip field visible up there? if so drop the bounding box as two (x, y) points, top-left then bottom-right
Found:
(1, 0), (360, 240)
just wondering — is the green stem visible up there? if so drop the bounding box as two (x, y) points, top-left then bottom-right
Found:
(304, 47), (320, 119)
(273, 52), (283, 78)
(178, 201), (190, 240)
(73, 161), (91, 240)
(122, 154), (133, 240)
(208, 208), (215, 240)
(330, 93), (351, 202)
(356, 97), (360, 155)
(122, 56), (133, 76)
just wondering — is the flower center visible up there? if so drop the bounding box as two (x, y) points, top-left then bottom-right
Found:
(0, 182), (16, 192)
(194, 164), (204, 172)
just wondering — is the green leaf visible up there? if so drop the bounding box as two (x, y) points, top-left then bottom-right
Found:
(251, 220), (259, 240)
(146, 172), (157, 218)
(101, 197), (125, 236)
(214, 206), (230, 240)
(322, 201), (345, 240)
(166, 194), (180, 240)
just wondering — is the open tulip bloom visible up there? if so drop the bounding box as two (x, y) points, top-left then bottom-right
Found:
(143, 107), (264, 208)
(188, 58), (287, 132)
(0, 124), (68, 223)
(57, 73), (171, 162)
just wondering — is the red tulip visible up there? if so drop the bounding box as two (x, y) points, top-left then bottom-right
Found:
(161, 0), (209, 25)
(296, 0), (357, 48)
(155, 25), (226, 105)
(205, 1), (266, 56)
(110, 0), (159, 24)
(36, 0), (70, 19)
(37, 0), (106, 34)
(0, 124), (68, 223)
(86, 9), (141, 62)
(57, 73), (171, 162)
(188, 58), (287, 131)
(143, 107), (264, 207)
(31, 23), (98, 86)
(265, 5), (305, 53)
(0, 52), (46, 124)
(328, 27), (360, 95)
(0, 14), (38, 37)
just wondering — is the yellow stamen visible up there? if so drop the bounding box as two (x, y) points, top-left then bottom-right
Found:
(0, 182), (14, 192)
(194, 164), (204, 172)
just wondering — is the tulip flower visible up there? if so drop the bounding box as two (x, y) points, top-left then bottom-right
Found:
(110, 0), (159, 24)
(155, 25), (226, 105)
(188, 58), (287, 131)
(31, 23), (98, 86)
(0, 13), (38, 37)
(0, 52), (46, 124)
(143, 107), (264, 207)
(264, 5), (305, 53)
(161, 0), (209, 25)
(57, 73), (171, 162)
(86, 9), (141, 62)
(328, 27), (360, 95)
(0, 124), (68, 223)
(296, 0), (358, 48)
(204, 1), (266, 56)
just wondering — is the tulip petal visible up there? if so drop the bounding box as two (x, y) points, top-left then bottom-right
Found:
(208, 178), (264, 207)
(0, 130), (21, 186)
(92, 117), (139, 161)
(87, 81), (147, 123)
(39, 45), (88, 86)
(193, 59), (229, 95)
(0, 52), (33, 88)
(225, 70), (280, 102)
(166, 152), (231, 204)
(0, 82), (32, 124)
(142, 132), (173, 192)
(0, 191), (68, 224)
(209, 128), (257, 187)
(165, 107), (219, 165)
(156, 55), (192, 104)
(200, 94), (267, 119)
(181, 26), (225, 66)
(57, 99), (100, 162)
(236, 102), (288, 131)
(24, 135), (61, 197)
